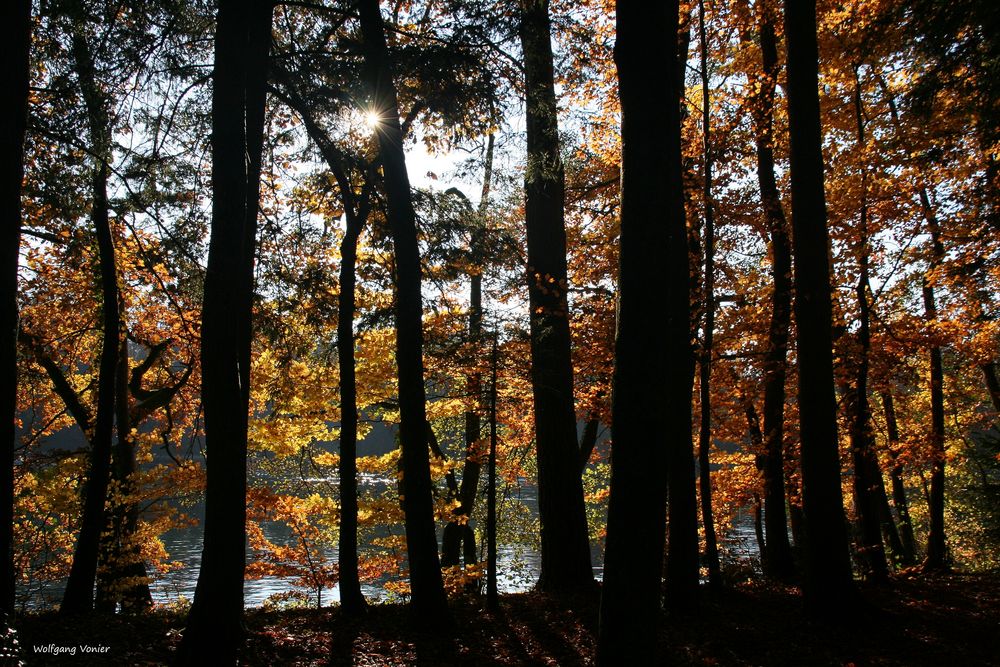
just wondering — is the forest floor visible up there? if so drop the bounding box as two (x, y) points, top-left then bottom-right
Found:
(14, 570), (1000, 666)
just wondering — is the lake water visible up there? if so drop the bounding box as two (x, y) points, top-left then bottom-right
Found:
(22, 478), (759, 610)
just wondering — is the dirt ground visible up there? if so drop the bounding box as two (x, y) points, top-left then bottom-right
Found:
(15, 571), (1000, 666)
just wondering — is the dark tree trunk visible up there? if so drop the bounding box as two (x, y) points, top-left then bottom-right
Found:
(783, 0), (855, 614)
(518, 0), (592, 593)
(983, 362), (1000, 414)
(270, 67), (379, 615)
(599, 0), (686, 662)
(97, 340), (153, 611)
(881, 391), (917, 562)
(337, 213), (366, 614)
(486, 337), (499, 611)
(743, 398), (769, 567)
(751, 1), (795, 582)
(848, 72), (889, 583)
(442, 136), (493, 573)
(327, 160), (375, 618)
(115, 342), (154, 610)
(922, 280), (947, 570)
(0, 0), (31, 617)
(696, 0), (721, 590)
(177, 2), (272, 662)
(61, 14), (121, 615)
(664, 15), (700, 619)
(578, 415), (600, 474)
(877, 74), (948, 571)
(918, 189), (948, 571)
(357, 0), (449, 620)
(787, 480), (806, 550)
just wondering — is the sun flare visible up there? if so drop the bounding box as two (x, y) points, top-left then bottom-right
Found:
(363, 110), (380, 129)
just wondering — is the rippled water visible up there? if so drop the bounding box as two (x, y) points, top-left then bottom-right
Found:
(22, 478), (759, 610)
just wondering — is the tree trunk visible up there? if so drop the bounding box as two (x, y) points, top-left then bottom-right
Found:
(61, 13), (121, 615)
(177, 2), (272, 662)
(750, 0), (795, 582)
(0, 0), (31, 617)
(743, 397), (770, 567)
(922, 279), (947, 570)
(518, 0), (592, 593)
(876, 73), (949, 571)
(848, 71), (889, 583)
(783, 0), (855, 614)
(696, 0), (721, 590)
(486, 337), (499, 611)
(918, 185), (948, 572)
(599, 1), (685, 662)
(97, 340), (153, 612)
(881, 391), (917, 562)
(337, 213), (366, 614)
(982, 362), (1000, 414)
(114, 341), (154, 610)
(442, 136), (493, 574)
(357, 0), (449, 620)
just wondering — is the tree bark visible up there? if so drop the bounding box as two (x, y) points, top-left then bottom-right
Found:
(599, 0), (687, 661)
(486, 337), (499, 611)
(922, 274), (947, 570)
(696, 0), (721, 590)
(336, 202), (367, 614)
(848, 71), (889, 583)
(97, 340), (153, 611)
(917, 176), (948, 571)
(742, 397), (770, 566)
(751, 0), (796, 581)
(877, 72), (949, 571)
(983, 361), (1000, 414)
(0, 0), (31, 617)
(357, 0), (449, 620)
(61, 12), (121, 615)
(270, 64), (380, 615)
(783, 0), (855, 614)
(442, 136), (493, 573)
(177, 2), (272, 662)
(881, 391), (917, 562)
(518, 0), (592, 593)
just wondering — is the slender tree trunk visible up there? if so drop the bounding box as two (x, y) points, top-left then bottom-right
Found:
(753, 495), (766, 562)
(518, 0), (592, 593)
(337, 214), (366, 614)
(0, 0), (31, 617)
(783, 0), (855, 614)
(270, 65), (382, 615)
(787, 479), (806, 550)
(97, 340), (153, 611)
(922, 279), (947, 570)
(442, 136), (493, 573)
(881, 391), (917, 561)
(578, 415), (600, 474)
(848, 71), (889, 583)
(983, 362), (1000, 414)
(599, 1), (685, 662)
(917, 185), (948, 571)
(743, 398), (769, 567)
(116, 342), (154, 610)
(877, 73), (949, 571)
(750, 0), (795, 581)
(357, 0), (449, 620)
(696, 0), (721, 590)
(664, 13), (700, 618)
(486, 337), (499, 611)
(177, 2), (271, 662)
(61, 14), (121, 615)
